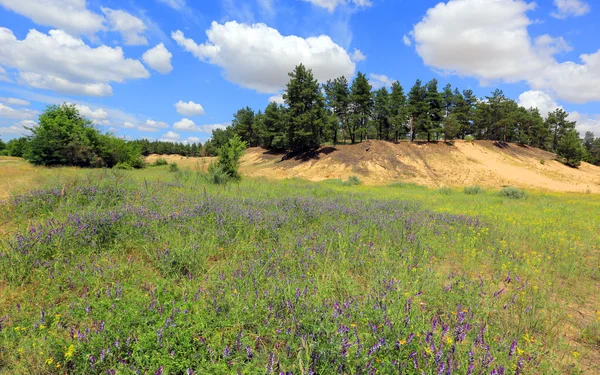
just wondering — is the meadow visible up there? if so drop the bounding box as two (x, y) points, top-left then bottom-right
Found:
(0, 163), (599, 374)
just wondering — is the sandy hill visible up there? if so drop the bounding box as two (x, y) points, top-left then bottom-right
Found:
(147, 140), (600, 193)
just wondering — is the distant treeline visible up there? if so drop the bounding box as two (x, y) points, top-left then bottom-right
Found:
(2, 64), (599, 168)
(203, 64), (597, 168)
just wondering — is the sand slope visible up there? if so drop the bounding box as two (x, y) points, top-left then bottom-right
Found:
(147, 140), (600, 193)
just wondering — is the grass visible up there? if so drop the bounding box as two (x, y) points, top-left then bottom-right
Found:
(0, 160), (599, 374)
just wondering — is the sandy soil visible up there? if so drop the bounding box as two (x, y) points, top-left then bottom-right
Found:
(148, 140), (600, 193)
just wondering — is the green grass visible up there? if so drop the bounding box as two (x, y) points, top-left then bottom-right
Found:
(0, 166), (598, 374)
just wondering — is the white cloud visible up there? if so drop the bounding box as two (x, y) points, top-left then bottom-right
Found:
(269, 94), (284, 104)
(517, 90), (562, 118)
(411, 0), (600, 104)
(74, 104), (109, 122)
(570, 112), (600, 137)
(0, 119), (35, 135)
(123, 121), (136, 129)
(0, 0), (105, 37)
(351, 49), (366, 62)
(0, 103), (38, 119)
(301, 0), (373, 12)
(173, 118), (228, 133)
(369, 73), (394, 89)
(0, 66), (10, 82)
(101, 7), (148, 46)
(0, 28), (149, 96)
(187, 136), (201, 143)
(0, 97), (30, 106)
(551, 0), (590, 19)
(157, 0), (187, 10)
(142, 43), (173, 74)
(173, 118), (196, 131)
(403, 34), (412, 47)
(162, 130), (181, 140)
(172, 21), (356, 93)
(175, 100), (205, 116)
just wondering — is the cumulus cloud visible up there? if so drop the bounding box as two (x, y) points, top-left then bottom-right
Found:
(269, 94), (284, 104)
(142, 43), (173, 74)
(551, 0), (590, 19)
(137, 119), (170, 132)
(369, 73), (394, 89)
(0, 0), (105, 37)
(403, 34), (412, 47)
(162, 130), (181, 140)
(0, 119), (35, 135)
(102, 7), (148, 46)
(174, 118), (228, 133)
(175, 100), (205, 116)
(74, 104), (109, 123)
(517, 90), (562, 118)
(571, 112), (600, 137)
(351, 49), (366, 62)
(0, 103), (39, 119)
(0, 97), (30, 106)
(301, 0), (373, 12)
(172, 21), (356, 93)
(0, 66), (11, 82)
(411, 0), (600, 103)
(0, 28), (149, 96)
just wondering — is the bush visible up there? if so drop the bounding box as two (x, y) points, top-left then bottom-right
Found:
(207, 163), (230, 185)
(152, 158), (168, 167)
(465, 135), (475, 142)
(437, 187), (453, 195)
(499, 187), (527, 199)
(213, 135), (247, 182)
(540, 159), (545, 165)
(344, 176), (361, 186)
(464, 186), (483, 195)
(169, 162), (179, 172)
(113, 162), (133, 170)
(24, 104), (144, 168)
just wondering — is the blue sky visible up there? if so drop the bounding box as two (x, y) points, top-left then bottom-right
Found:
(1, 0), (599, 142)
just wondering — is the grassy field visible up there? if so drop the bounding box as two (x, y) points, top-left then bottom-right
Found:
(0, 161), (599, 374)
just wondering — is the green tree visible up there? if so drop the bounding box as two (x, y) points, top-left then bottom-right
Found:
(389, 81), (408, 142)
(557, 128), (585, 167)
(261, 102), (288, 149)
(212, 134), (247, 181)
(546, 108), (576, 152)
(425, 79), (444, 141)
(443, 113), (461, 141)
(373, 87), (390, 140)
(407, 79), (428, 141)
(349, 72), (373, 143)
(284, 64), (327, 150)
(0, 138), (6, 155)
(232, 107), (260, 147)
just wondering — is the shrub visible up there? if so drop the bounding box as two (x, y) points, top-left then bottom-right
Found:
(465, 135), (475, 142)
(152, 158), (168, 167)
(207, 163), (230, 185)
(499, 187), (527, 199)
(344, 176), (361, 186)
(213, 135), (247, 182)
(113, 162), (133, 170)
(557, 128), (585, 168)
(437, 187), (453, 195)
(464, 186), (483, 195)
(169, 162), (179, 172)
(540, 159), (545, 165)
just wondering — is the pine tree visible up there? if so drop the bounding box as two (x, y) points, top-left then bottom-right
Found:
(389, 81), (408, 142)
(261, 102), (287, 149)
(284, 64), (327, 150)
(557, 128), (585, 167)
(425, 79), (444, 141)
(373, 87), (390, 140)
(407, 79), (428, 141)
(349, 72), (373, 143)
(546, 108), (576, 152)
(232, 107), (259, 147)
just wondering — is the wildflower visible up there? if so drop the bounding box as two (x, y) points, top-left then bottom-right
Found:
(45, 357), (54, 365)
(573, 351), (581, 359)
(64, 344), (75, 360)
